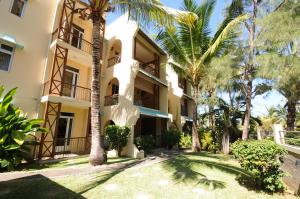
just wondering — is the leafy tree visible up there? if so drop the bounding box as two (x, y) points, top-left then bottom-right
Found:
(156, 0), (247, 151)
(256, 1), (300, 130)
(105, 125), (130, 157)
(74, 0), (196, 165)
(0, 86), (46, 171)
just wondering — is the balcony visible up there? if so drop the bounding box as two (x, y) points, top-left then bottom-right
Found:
(52, 27), (96, 56)
(104, 94), (119, 106)
(42, 80), (91, 102)
(139, 61), (160, 78)
(107, 56), (121, 68)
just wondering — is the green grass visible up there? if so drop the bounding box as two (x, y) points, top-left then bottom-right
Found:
(0, 152), (296, 199)
(19, 156), (135, 171)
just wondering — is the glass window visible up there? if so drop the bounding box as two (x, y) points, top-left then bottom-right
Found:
(0, 43), (14, 71)
(11, 0), (27, 17)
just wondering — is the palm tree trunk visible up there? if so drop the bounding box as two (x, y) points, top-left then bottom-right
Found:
(286, 99), (297, 131)
(89, 12), (106, 166)
(242, 80), (252, 140)
(192, 85), (201, 152)
(242, 0), (257, 140)
(222, 129), (230, 155)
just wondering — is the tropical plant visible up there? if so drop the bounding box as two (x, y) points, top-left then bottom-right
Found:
(74, 0), (197, 165)
(134, 135), (155, 154)
(179, 133), (192, 148)
(162, 129), (180, 149)
(231, 139), (287, 192)
(105, 125), (130, 157)
(0, 86), (46, 171)
(156, 0), (248, 152)
(256, 1), (300, 131)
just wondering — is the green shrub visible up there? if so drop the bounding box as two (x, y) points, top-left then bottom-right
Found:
(231, 139), (287, 192)
(285, 132), (300, 147)
(134, 135), (155, 154)
(0, 86), (46, 171)
(105, 125), (130, 157)
(179, 133), (192, 148)
(162, 129), (180, 149)
(198, 130), (217, 152)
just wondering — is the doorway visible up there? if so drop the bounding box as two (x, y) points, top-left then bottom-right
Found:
(70, 24), (84, 49)
(55, 112), (74, 153)
(62, 66), (79, 98)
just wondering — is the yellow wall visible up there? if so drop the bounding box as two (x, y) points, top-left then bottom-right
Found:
(0, 0), (59, 118)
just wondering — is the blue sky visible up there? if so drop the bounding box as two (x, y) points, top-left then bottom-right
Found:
(106, 0), (286, 116)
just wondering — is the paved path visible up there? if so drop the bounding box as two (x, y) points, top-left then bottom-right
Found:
(0, 156), (172, 182)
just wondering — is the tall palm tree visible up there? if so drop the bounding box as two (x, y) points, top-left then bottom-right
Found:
(156, 0), (248, 152)
(74, 0), (196, 165)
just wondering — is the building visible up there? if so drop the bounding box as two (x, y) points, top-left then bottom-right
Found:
(0, 0), (194, 159)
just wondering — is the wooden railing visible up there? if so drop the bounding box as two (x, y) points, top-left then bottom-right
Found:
(139, 62), (160, 78)
(107, 56), (121, 67)
(104, 94), (119, 106)
(36, 137), (91, 158)
(52, 27), (103, 57)
(42, 80), (91, 102)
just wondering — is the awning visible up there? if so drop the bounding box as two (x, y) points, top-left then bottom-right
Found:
(138, 106), (169, 119)
(0, 35), (24, 49)
(184, 116), (193, 122)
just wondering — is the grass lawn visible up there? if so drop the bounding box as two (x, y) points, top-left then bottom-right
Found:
(0, 152), (296, 199)
(18, 155), (135, 171)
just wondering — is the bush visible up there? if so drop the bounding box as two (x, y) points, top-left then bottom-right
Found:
(198, 130), (217, 152)
(285, 132), (300, 147)
(179, 133), (192, 148)
(231, 139), (287, 192)
(105, 125), (130, 157)
(0, 87), (46, 171)
(134, 135), (155, 154)
(162, 129), (180, 149)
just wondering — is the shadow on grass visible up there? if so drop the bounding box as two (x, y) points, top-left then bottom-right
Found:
(77, 160), (143, 195)
(18, 157), (135, 171)
(0, 174), (86, 199)
(162, 153), (258, 191)
(1, 160), (144, 198)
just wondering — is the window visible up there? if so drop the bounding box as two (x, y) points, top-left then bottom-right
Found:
(112, 84), (119, 95)
(11, 0), (27, 17)
(70, 24), (84, 49)
(0, 43), (14, 71)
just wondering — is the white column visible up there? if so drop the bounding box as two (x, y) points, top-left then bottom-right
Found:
(273, 124), (284, 145)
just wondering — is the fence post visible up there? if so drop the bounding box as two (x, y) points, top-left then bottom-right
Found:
(273, 124), (284, 145)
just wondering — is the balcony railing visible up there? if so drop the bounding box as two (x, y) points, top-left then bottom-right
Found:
(52, 27), (98, 56)
(280, 131), (300, 147)
(107, 56), (121, 67)
(104, 94), (119, 106)
(139, 62), (159, 78)
(36, 137), (91, 158)
(42, 80), (91, 102)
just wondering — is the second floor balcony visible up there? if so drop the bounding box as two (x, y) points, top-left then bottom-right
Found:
(42, 80), (91, 102)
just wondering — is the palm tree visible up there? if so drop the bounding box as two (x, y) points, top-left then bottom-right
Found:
(156, 0), (248, 152)
(74, 0), (196, 165)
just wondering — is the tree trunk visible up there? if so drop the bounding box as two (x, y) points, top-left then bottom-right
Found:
(242, 0), (257, 140)
(192, 86), (201, 152)
(89, 13), (106, 166)
(242, 80), (252, 140)
(286, 99), (297, 131)
(222, 130), (230, 155)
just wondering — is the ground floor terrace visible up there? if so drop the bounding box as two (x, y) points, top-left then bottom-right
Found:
(36, 101), (192, 159)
